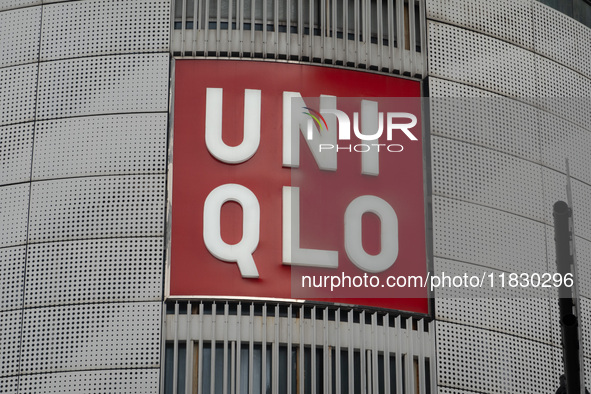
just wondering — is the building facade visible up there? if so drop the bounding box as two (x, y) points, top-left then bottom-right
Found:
(1, 0), (590, 393)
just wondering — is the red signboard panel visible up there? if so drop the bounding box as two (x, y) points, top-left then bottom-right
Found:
(170, 60), (428, 314)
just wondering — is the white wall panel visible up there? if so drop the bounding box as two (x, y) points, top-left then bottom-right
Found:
(0, 246), (26, 312)
(18, 369), (159, 394)
(427, 0), (591, 82)
(542, 168), (591, 241)
(28, 175), (165, 243)
(0, 376), (18, 394)
(0, 0), (40, 11)
(32, 114), (167, 180)
(432, 136), (544, 221)
(19, 302), (161, 374)
(0, 309), (22, 377)
(433, 196), (547, 273)
(436, 321), (562, 393)
(580, 297), (591, 359)
(535, 58), (591, 132)
(539, 110), (591, 185)
(0, 6), (41, 68)
(428, 21), (537, 100)
(0, 183), (30, 248)
(426, 0), (533, 50)
(434, 258), (552, 345)
(36, 53), (169, 120)
(0, 63), (38, 126)
(533, 1), (591, 80)
(428, 22), (591, 132)
(24, 238), (163, 308)
(0, 122), (33, 186)
(428, 77), (500, 98)
(430, 96), (541, 163)
(40, 0), (169, 61)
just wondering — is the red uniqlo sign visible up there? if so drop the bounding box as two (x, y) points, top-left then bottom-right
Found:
(170, 60), (429, 314)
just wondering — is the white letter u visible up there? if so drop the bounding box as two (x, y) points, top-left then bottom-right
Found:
(205, 88), (261, 164)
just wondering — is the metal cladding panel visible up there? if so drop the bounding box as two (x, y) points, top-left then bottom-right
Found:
(428, 21), (537, 100)
(0, 183), (30, 248)
(432, 136), (544, 222)
(542, 167), (591, 241)
(539, 109), (591, 186)
(533, 1), (591, 80)
(0, 309), (22, 377)
(428, 76), (500, 98)
(434, 257), (552, 344)
(428, 22), (591, 130)
(535, 57), (591, 132)
(581, 297), (591, 359)
(19, 302), (161, 374)
(433, 196), (547, 273)
(18, 369), (159, 394)
(0, 246), (26, 312)
(0, 0), (40, 11)
(27, 175), (165, 243)
(36, 53), (169, 120)
(32, 114), (167, 180)
(0, 63), (38, 126)
(0, 376), (18, 394)
(427, 0), (591, 81)
(436, 321), (562, 393)
(24, 238), (163, 308)
(40, 0), (170, 61)
(0, 122), (34, 186)
(575, 237), (591, 299)
(430, 96), (541, 164)
(426, 0), (534, 50)
(0, 6), (41, 68)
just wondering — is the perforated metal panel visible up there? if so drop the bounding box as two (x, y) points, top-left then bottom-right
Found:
(24, 238), (163, 308)
(40, 0), (169, 61)
(542, 168), (591, 241)
(427, 0), (534, 50)
(0, 63), (38, 126)
(436, 321), (562, 393)
(0, 245), (26, 312)
(0, 183), (30, 248)
(428, 21), (537, 99)
(0, 6), (41, 68)
(581, 297), (591, 359)
(430, 96), (541, 164)
(0, 122), (34, 186)
(18, 369), (159, 394)
(0, 0), (40, 12)
(36, 54), (169, 120)
(533, 1), (591, 80)
(432, 136), (544, 222)
(27, 175), (165, 243)
(539, 109), (591, 186)
(574, 237), (591, 299)
(0, 309), (22, 377)
(32, 114), (167, 180)
(433, 196), (547, 273)
(0, 376), (18, 394)
(434, 257), (553, 344)
(535, 59), (591, 132)
(428, 76), (500, 98)
(19, 302), (161, 374)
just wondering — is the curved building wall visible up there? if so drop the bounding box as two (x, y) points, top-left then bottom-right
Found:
(426, 0), (591, 392)
(1, 0), (591, 393)
(0, 1), (170, 392)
